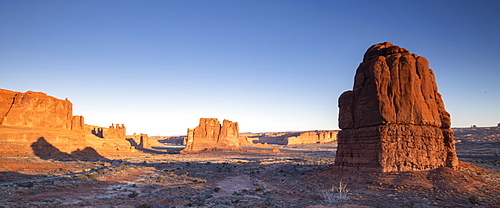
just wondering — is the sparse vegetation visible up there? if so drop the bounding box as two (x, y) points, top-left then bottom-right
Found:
(401, 197), (430, 208)
(213, 186), (221, 192)
(21, 182), (35, 188)
(193, 178), (206, 183)
(75, 174), (87, 179)
(87, 173), (97, 180)
(320, 181), (349, 203)
(136, 204), (150, 208)
(128, 191), (139, 198)
(468, 195), (481, 205)
(1, 141), (498, 207)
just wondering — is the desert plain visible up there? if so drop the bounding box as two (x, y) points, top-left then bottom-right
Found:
(0, 129), (499, 208)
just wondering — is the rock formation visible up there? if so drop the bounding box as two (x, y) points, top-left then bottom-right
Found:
(0, 89), (81, 130)
(286, 131), (337, 145)
(242, 130), (337, 145)
(0, 89), (135, 158)
(138, 133), (151, 149)
(219, 119), (240, 149)
(104, 123), (126, 140)
(155, 136), (186, 145)
(334, 42), (459, 172)
(181, 118), (242, 153)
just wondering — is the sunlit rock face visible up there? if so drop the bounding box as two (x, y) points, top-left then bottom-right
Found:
(0, 89), (77, 129)
(182, 118), (242, 153)
(335, 42), (459, 172)
(0, 89), (135, 158)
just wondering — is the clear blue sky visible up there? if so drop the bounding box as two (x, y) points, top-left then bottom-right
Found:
(1, 0), (499, 135)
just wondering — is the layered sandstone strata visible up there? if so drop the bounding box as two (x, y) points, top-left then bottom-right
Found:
(0, 89), (135, 158)
(138, 133), (151, 149)
(241, 130), (337, 145)
(286, 131), (337, 145)
(182, 118), (242, 153)
(0, 89), (81, 130)
(334, 42), (458, 172)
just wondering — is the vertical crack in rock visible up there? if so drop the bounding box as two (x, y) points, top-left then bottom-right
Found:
(0, 93), (18, 125)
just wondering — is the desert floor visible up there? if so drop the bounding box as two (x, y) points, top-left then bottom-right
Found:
(0, 138), (499, 208)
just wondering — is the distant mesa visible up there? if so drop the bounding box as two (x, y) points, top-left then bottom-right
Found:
(243, 130), (337, 145)
(334, 42), (459, 172)
(181, 118), (243, 153)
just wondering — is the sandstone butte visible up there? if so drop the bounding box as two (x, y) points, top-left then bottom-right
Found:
(334, 42), (459, 172)
(0, 89), (137, 159)
(181, 118), (243, 153)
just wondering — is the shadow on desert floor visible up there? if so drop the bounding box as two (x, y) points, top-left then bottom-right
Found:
(31, 137), (108, 161)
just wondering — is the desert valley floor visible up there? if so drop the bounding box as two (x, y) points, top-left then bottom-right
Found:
(1, 128), (499, 208)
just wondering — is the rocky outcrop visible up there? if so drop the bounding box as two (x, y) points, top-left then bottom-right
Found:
(0, 89), (81, 130)
(181, 118), (242, 153)
(219, 119), (240, 149)
(0, 89), (136, 158)
(286, 131), (337, 145)
(334, 42), (459, 172)
(104, 124), (126, 140)
(243, 130), (337, 145)
(155, 136), (186, 145)
(138, 133), (151, 149)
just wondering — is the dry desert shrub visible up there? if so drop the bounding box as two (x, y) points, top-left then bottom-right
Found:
(468, 195), (481, 205)
(320, 181), (349, 203)
(401, 197), (430, 208)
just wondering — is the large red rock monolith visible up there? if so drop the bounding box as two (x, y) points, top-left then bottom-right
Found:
(334, 42), (459, 172)
(181, 118), (242, 153)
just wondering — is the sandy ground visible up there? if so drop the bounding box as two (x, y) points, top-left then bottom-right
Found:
(0, 139), (499, 208)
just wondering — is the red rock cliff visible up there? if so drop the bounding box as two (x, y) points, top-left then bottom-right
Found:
(0, 89), (80, 129)
(335, 42), (459, 172)
(0, 89), (135, 158)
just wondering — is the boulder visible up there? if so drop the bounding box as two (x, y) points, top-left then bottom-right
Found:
(335, 42), (459, 172)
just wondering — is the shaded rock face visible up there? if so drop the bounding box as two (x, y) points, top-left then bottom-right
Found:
(139, 133), (151, 149)
(182, 118), (242, 153)
(335, 42), (458, 172)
